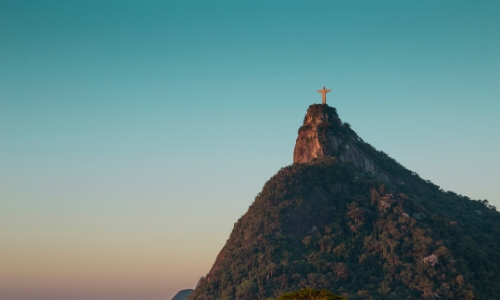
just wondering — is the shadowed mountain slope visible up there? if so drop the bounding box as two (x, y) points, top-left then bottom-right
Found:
(172, 289), (194, 300)
(190, 104), (500, 300)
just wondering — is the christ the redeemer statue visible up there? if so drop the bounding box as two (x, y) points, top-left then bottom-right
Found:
(317, 87), (331, 104)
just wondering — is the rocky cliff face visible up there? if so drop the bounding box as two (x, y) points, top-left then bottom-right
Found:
(293, 104), (338, 164)
(293, 104), (391, 183)
(293, 104), (426, 185)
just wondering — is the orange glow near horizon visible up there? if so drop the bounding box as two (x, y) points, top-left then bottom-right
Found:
(0, 226), (218, 300)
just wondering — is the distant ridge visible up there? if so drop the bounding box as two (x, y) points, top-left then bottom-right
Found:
(190, 104), (500, 299)
(172, 289), (193, 300)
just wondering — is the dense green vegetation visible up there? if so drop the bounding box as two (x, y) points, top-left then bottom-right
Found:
(190, 156), (500, 299)
(276, 288), (346, 300)
(190, 105), (500, 300)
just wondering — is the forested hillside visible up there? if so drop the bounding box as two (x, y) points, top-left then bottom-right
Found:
(190, 105), (500, 300)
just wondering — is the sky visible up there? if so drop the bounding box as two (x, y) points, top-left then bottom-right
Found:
(0, 1), (499, 299)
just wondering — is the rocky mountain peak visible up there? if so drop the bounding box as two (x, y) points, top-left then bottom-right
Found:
(294, 104), (386, 176)
(293, 104), (417, 188)
(293, 104), (343, 164)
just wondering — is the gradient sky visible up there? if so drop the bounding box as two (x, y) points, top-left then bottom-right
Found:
(1, 1), (499, 299)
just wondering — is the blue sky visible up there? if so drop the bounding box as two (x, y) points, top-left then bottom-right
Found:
(1, 1), (499, 299)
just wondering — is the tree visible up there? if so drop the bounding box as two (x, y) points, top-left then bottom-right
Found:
(277, 288), (347, 300)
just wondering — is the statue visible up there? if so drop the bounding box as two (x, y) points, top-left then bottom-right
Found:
(316, 87), (331, 104)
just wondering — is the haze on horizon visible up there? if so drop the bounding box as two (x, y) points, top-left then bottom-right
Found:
(0, 1), (499, 299)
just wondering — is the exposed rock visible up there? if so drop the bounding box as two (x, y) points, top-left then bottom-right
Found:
(292, 105), (434, 195)
(293, 104), (391, 183)
(423, 254), (439, 266)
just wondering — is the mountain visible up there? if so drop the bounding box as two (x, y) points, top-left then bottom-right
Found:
(172, 289), (193, 300)
(189, 104), (500, 300)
